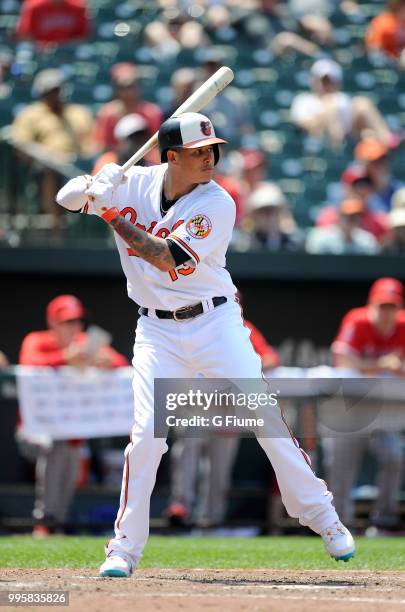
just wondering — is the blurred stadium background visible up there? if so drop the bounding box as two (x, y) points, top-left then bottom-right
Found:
(0, 0), (404, 537)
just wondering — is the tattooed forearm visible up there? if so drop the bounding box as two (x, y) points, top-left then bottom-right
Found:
(110, 215), (176, 271)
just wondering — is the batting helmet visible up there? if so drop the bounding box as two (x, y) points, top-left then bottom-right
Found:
(158, 112), (227, 165)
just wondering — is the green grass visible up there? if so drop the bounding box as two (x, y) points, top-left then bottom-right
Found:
(0, 536), (404, 571)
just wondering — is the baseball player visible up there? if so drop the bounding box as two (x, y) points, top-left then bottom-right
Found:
(329, 277), (404, 528)
(56, 112), (355, 577)
(17, 295), (128, 536)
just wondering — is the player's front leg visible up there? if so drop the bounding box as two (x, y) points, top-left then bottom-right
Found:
(100, 316), (194, 577)
(100, 433), (168, 578)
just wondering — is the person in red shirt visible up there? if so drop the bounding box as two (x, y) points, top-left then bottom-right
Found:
(316, 166), (390, 243)
(328, 278), (404, 529)
(94, 63), (163, 154)
(365, 0), (405, 63)
(18, 295), (128, 536)
(16, 0), (90, 46)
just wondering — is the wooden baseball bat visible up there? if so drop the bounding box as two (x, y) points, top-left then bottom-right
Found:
(121, 66), (234, 173)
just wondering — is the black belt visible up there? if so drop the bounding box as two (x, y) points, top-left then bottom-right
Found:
(140, 296), (227, 321)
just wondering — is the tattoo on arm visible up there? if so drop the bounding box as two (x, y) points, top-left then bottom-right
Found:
(110, 215), (176, 271)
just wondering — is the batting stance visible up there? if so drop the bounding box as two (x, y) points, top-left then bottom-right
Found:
(56, 112), (355, 577)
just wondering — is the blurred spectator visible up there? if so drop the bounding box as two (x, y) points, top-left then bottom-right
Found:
(92, 113), (153, 175)
(17, 295), (128, 536)
(239, 148), (268, 192)
(383, 209), (405, 254)
(204, 3), (233, 32)
(143, 9), (208, 60)
(216, 148), (266, 228)
(365, 0), (405, 68)
(199, 48), (254, 145)
(306, 198), (380, 254)
(329, 278), (404, 528)
(94, 63), (163, 153)
(12, 69), (94, 219)
(16, 0), (90, 46)
(229, 147), (297, 232)
(233, 183), (302, 251)
(165, 313), (280, 527)
(164, 67), (196, 120)
(354, 138), (404, 213)
(382, 188), (405, 253)
(316, 166), (390, 242)
(290, 59), (392, 147)
(0, 350), (9, 368)
(286, 0), (336, 47)
(243, 0), (324, 57)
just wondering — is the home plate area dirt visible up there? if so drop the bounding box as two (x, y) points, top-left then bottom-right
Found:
(2, 569), (405, 611)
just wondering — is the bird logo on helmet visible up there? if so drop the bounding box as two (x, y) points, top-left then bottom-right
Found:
(158, 112), (227, 165)
(200, 121), (212, 136)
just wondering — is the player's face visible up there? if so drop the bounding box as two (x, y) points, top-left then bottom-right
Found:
(373, 303), (400, 328)
(176, 145), (215, 183)
(52, 319), (83, 347)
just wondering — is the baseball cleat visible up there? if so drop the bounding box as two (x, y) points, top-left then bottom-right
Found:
(320, 521), (355, 562)
(99, 556), (133, 578)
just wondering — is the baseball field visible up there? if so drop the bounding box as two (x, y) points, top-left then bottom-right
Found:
(1, 535), (404, 611)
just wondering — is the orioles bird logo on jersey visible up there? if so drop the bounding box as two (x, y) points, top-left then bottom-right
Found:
(200, 121), (212, 136)
(186, 214), (212, 239)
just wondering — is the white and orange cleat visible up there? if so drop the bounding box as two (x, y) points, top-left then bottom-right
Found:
(320, 521), (355, 562)
(99, 555), (133, 578)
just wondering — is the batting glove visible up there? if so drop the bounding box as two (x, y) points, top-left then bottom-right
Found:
(85, 178), (120, 223)
(56, 175), (92, 212)
(93, 163), (125, 188)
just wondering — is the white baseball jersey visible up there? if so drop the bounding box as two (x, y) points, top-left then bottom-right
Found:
(85, 164), (237, 310)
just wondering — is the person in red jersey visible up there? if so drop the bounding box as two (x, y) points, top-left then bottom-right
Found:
(328, 278), (404, 529)
(16, 0), (90, 46)
(18, 295), (128, 536)
(333, 278), (405, 374)
(316, 166), (390, 243)
(365, 0), (405, 65)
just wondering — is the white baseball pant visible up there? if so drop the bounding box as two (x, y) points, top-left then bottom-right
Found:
(105, 299), (338, 567)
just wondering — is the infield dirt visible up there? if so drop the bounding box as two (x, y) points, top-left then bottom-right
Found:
(1, 568), (405, 611)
